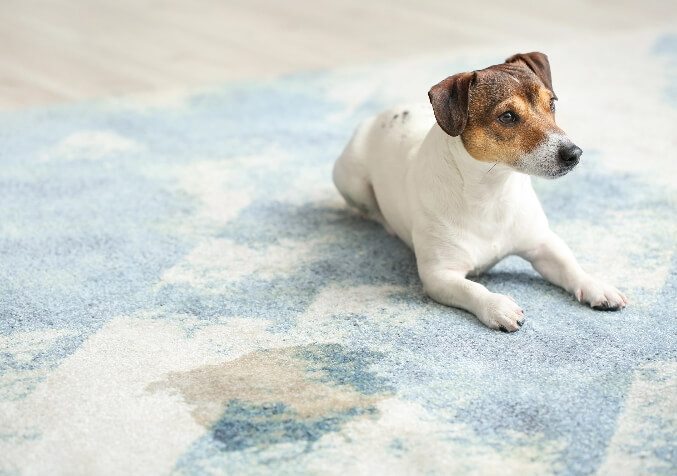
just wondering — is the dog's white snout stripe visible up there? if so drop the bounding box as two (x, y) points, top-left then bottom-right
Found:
(517, 133), (573, 177)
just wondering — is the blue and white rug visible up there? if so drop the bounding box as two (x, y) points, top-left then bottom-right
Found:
(1, 32), (676, 475)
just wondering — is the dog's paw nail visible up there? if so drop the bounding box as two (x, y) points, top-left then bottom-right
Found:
(517, 319), (524, 327)
(592, 300), (621, 311)
(499, 325), (509, 333)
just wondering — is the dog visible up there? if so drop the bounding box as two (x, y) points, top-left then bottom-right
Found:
(333, 52), (628, 332)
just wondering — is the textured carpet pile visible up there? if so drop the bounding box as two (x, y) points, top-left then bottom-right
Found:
(1, 32), (676, 475)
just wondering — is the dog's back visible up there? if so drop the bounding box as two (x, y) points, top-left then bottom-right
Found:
(333, 103), (432, 245)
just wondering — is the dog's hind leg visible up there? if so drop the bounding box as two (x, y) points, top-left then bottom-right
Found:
(332, 125), (392, 233)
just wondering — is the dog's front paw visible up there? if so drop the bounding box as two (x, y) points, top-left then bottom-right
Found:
(575, 278), (628, 311)
(478, 293), (525, 332)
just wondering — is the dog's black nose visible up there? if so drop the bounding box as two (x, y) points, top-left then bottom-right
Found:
(559, 144), (583, 165)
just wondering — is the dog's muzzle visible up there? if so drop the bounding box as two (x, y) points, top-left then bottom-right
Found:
(513, 134), (583, 178)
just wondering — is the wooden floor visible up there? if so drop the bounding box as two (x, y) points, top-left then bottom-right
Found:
(0, 0), (675, 110)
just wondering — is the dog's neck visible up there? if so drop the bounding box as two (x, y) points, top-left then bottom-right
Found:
(445, 134), (514, 185)
(434, 126), (526, 203)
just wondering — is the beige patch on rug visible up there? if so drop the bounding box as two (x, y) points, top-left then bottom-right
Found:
(148, 345), (387, 427)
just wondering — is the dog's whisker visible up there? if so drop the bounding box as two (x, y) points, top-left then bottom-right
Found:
(479, 162), (498, 184)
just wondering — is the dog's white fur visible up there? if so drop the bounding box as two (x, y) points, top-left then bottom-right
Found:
(333, 104), (627, 331)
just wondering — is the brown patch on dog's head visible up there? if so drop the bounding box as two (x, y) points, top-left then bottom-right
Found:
(429, 52), (581, 177)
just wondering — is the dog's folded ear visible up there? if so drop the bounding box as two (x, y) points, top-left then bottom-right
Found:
(505, 52), (555, 97)
(428, 71), (475, 137)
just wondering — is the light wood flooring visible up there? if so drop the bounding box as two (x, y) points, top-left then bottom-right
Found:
(1, 0), (675, 110)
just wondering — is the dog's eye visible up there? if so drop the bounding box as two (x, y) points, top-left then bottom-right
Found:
(549, 98), (556, 112)
(497, 111), (518, 125)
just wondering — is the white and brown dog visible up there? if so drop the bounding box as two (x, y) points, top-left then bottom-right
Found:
(333, 52), (628, 332)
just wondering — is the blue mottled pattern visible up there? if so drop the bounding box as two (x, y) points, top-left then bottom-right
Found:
(0, 33), (676, 476)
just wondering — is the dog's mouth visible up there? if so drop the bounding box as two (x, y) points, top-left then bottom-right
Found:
(550, 161), (579, 178)
(512, 157), (579, 179)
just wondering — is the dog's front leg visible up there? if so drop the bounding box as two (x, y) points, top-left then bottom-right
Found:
(520, 230), (628, 310)
(418, 265), (525, 332)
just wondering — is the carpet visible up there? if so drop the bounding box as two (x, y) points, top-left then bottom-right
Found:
(1, 31), (676, 475)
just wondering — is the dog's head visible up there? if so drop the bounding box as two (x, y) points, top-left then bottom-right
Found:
(428, 52), (581, 178)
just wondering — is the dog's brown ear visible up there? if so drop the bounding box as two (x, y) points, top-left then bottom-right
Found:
(428, 71), (475, 137)
(505, 52), (555, 97)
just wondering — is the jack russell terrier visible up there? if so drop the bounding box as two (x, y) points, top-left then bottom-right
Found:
(333, 52), (628, 332)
